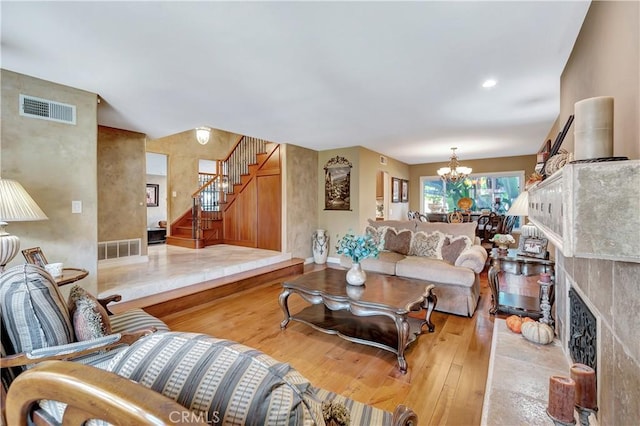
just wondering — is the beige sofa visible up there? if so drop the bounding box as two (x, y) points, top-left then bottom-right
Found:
(341, 219), (487, 317)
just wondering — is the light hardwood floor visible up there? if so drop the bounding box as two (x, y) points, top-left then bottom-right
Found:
(160, 264), (497, 426)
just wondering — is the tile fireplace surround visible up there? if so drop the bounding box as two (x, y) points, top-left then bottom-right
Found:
(528, 160), (640, 425)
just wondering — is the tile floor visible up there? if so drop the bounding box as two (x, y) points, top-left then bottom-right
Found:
(98, 244), (291, 301)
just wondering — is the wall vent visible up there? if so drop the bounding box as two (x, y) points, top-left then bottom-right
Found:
(19, 94), (76, 125)
(98, 239), (141, 261)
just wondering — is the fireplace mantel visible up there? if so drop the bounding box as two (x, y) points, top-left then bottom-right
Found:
(528, 160), (640, 263)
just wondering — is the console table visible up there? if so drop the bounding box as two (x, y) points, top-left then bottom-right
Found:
(488, 249), (554, 319)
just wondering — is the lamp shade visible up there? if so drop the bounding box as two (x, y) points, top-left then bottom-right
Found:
(0, 179), (48, 270)
(0, 179), (48, 222)
(506, 191), (529, 217)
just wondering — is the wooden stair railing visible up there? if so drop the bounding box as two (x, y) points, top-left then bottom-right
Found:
(167, 136), (276, 249)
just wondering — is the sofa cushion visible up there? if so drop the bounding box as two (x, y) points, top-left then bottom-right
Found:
(68, 285), (112, 341)
(409, 230), (445, 258)
(415, 221), (477, 242)
(396, 256), (476, 287)
(383, 228), (412, 255)
(107, 332), (320, 425)
(340, 251), (405, 275)
(440, 235), (473, 265)
(367, 218), (416, 232)
(0, 265), (75, 354)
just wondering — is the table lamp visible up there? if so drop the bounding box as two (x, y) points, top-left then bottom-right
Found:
(506, 191), (540, 237)
(0, 179), (48, 271)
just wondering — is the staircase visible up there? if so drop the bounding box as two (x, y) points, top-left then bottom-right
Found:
(166, 136), (279, 249)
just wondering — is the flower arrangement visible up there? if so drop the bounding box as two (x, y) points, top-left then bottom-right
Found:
(490, 233), (515, 246)
(336, 231), (381, 264)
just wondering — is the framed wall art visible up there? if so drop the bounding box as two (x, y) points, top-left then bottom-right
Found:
(391, 177), (400, 203)
(324, 156), (352, 210)
(401, 179), (409, 202)
(146, 184), (159, 207)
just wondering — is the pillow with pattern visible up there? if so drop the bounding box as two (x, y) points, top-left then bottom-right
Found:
(410, 231), (445, 258)
(440, 235), (473, 265)
(383, 228), (412, 255)
(68, 285), (112, 341)
(365, 225), (387, 251)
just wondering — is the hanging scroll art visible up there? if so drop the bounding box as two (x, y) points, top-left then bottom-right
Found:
(324, 156), (352, 210)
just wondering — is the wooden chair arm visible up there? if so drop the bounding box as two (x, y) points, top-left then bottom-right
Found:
(5, 360), (206, 425)
(0, 329), (155, 369)
(97, 294), (122, 315)
(392, 404), (418, 426)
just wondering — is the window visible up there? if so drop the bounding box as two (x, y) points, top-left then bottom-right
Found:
(420, 171), (525, 226)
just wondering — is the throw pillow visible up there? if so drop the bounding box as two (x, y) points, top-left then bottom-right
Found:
(440, 235), (472, 265)
(365, 225), (387, 251)
(409, 231), (445, 258)
(383, 228), (412, 255)
(68, 285), (112, 341)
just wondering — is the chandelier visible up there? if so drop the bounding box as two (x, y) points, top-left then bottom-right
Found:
(437, 147), (472, 182)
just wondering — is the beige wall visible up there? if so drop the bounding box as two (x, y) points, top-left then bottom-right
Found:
(317, 147), (409, 258)
(551, 2), (640, 425)
(97, 126), (147, 253)
(283, 144), (318, 259)
(559, 0), (639, 160)
(1, 70), (99, 294)
(408, 154), (537, 211)
(360, 148), (410, 221)
(146, 129), (239, 225)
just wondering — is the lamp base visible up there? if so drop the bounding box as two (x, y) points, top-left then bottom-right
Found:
(521, 222), (541, 238)
(0, 221), (20, 272)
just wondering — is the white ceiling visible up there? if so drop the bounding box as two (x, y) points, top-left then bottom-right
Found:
(1, 1), (590, 165)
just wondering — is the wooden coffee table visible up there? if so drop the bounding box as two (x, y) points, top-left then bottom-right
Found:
(279, 268), (437, 373)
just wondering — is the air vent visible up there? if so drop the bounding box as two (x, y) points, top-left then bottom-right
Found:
(19, 94), (76, 125)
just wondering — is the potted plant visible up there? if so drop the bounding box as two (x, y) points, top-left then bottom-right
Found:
(336, 231), (381, 286)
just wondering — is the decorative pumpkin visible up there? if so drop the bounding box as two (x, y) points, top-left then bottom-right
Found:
(505, 315), (534, 333)
(521, 321), (555, 345)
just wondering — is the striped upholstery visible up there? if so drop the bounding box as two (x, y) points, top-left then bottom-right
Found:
(0, 264), (74, 354)
(109, 308), (170, 334)
(106, 332), (324, 425)
(312, 387), (393, 425)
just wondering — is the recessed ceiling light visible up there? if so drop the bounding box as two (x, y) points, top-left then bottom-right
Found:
(482, 79), (497, 89)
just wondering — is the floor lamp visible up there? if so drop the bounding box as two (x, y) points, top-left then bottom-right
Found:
(0, 179), (48, 272)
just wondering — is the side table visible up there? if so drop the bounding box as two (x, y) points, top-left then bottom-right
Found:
(488, 249), (554, 319)
(55, 268), (89, 287)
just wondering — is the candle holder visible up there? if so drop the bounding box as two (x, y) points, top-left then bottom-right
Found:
(576, 406), (597, 426)
(547, 409), (576, 426)
(538, 279), (554, 326)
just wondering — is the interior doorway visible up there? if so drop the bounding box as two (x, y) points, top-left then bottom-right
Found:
(146, 152), (168, 243)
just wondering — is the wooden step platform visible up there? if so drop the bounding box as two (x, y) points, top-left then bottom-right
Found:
(110, 258), (304, 318)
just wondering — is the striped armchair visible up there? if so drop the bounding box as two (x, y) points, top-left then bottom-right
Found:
(1, 265), (417, 425)
(0, 264), (169, 423)
(33, 332), (418, 425)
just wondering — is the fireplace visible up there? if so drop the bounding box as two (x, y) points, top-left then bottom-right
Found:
(568, 288), (597, 371)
